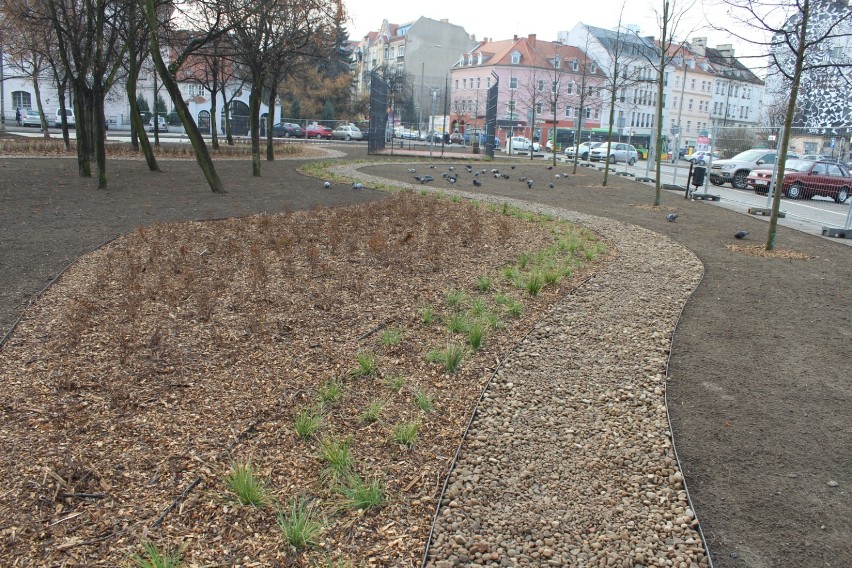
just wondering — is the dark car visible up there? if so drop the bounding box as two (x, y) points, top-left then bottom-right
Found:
(449, 131), (463, 144)
(272, 122), (303, 138)
(748, 159), (850, 203)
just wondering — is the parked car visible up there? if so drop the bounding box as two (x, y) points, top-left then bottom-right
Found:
(272, 122), (303, 137)
(589, 142), (639, 165)
(54, 108), (75, 128)
(332, 124), (363, 141)
(709, 148), (800, 189)
(21, 109), (43, 127)
(304, 124), (333, 139)
(683, 150), (717, 165)
(450, 131), (464, 144)
(564, 141), (601, 160)
(148, 115), (169, 133)
(506, 136), (540, 152)
(748, 159), (850, 203)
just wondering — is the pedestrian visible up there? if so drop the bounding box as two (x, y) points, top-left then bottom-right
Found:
(16, 107), (21, 126)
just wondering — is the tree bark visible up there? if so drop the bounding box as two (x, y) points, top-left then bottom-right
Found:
(32, 67), (50, 138)
(266, 75), (278, 161)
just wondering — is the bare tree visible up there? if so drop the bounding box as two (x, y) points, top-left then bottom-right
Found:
(542, 44), (573, 167)
(566, 34), (605, 174)
(721, 0), (852, 248)
(140, 0), (236, 192)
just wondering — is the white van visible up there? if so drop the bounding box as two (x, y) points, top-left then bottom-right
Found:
(54, 108), (75, 128)
(148, 115), (169, 133)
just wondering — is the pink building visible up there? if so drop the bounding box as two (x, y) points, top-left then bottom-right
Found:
(449, 34), (606, 145)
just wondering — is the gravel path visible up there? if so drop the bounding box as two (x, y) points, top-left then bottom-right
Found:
(333, 164), (707, 567)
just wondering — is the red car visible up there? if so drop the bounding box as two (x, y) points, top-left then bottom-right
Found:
(304, 124), (333, 139)
(748, 159), (851, 204)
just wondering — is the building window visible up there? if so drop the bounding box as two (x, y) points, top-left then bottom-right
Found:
(463, 79), (467, 89)
(566, 82), (573, 94)
(594, 108), (600, 119)
(507, 101), (516, 117)
(590, 63), (596, 73)
(455, 79), (459, 90)
(585, 107), (591, 119)
(572, 60), (579, 72)
(686, 120), (691, 132)
(538, 80), (545, 92)
(398, 46), (404, 57)
(510, 77), (518, 89)
(536, 102), (543, 114)
(688, 99), (693, 110)
(565, 107), (572, 118)
(12, 91), (32, 110)
(476, 77), (481, 89)
(511, 51), (521, 64)
(487, 77), (491, 89)
(690, 78), (695, 90)
(554, 56), (561, 69)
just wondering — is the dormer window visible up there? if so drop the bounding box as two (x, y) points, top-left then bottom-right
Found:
(572, 60), (579, 72)
(590, 63), (596, 73)
(477, 52), (483, 65)
(554, 55), (561, 69)
(511, 51), (521, 64)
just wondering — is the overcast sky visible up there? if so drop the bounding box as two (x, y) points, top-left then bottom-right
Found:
(344, 0), (769, 70)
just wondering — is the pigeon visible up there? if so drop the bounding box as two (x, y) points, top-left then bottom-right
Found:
(527, 179), (534, 189)
(666, 213), (678, 222)
(448, 166), (455, 171)
(430, 165), (436, 169)
(408, 168), (416, 173)
(502, 174), (511, 179)
(482, 169), (488, 173)
(511, 165), (516, 169)
(473, 179), (482, 187)
(465, 165), (473, 172)
(323, 181), (331, 188)
(547, 165), (553, 170)
(549, 183), (554, 189)
(491, 168), (499, 174)
(474, 172), (480, 177)
(353, 182), (364, 190)
(735, 230), (749, 239)
(519, 176), (527, 182)
(555, 174), (561, 178)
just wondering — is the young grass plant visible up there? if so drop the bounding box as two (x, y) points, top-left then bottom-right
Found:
(294, 406), (323, 439)
(475, 275), (492, 292)
(129, 542), (183, 568)
(361, 399), (384, 423)
(319, 377), (343, 405)
(525, 272), (544, 296)
(351, 351), (378, 377)
(414, 388), (435, 414)
(224, 462), (269, 507)
(391, 421), (420, 449)
(419, 305), (436, 325)
(338, 473), (386, 510)
(278, 495), (324, 550)
(383, 373), (406, 391)
(380, 328), (402, 346)
(469, 297), (487, 317)
(467, 321), (486, 351)
(446, 289), (467, 309)
(318, 435), (353, 480)
(446, 313), (468, 334)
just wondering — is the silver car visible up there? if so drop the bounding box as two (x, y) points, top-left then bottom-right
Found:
(332, 124), (363, 141)
(589, 142), (639, 165)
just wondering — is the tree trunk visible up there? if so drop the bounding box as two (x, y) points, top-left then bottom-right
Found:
(210, 59), (219, 150)
(266, 77), (277, 161)
(126, 26), (160, 172)
(32, 69), (50, 138)
(142, 0), (224, 192)
(766, 3), (809, 250)
(93, 80), (107, 188)
(249, 79), (263, 176)
(72, 82), (92, 177)
(58, 83), (71, 150)
(653, 0), (669, 207)
(602, 84), (618, 187)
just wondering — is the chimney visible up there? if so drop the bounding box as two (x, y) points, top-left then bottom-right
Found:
(528, 34), (537, 47)
(513, 34), (518, 42)
(691, 37), (707, 56)
(716, 44), (735, 58)
(440, 18), (449, 23)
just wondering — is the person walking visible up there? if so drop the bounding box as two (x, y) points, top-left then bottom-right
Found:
(16, 108), (21, 126)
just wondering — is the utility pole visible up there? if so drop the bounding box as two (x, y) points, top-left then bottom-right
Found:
(441, 74), (448, 157)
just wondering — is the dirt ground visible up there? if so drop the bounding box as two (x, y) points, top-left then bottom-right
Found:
(1, 144), (850, 567)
